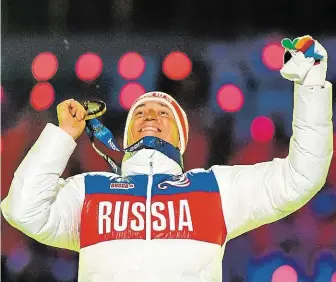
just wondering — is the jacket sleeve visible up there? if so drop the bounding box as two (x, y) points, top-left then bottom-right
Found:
(211, 82), (333, 240)
(0, 123), (85, 252)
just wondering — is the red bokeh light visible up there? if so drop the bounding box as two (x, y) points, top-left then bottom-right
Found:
(75, 53), (103, 81)
(119, 82), (146, 110)
(262, 43), (284, 71)
(216, 84), (244, 112)
(118, 52), (145, 80)
(251, 116), (275, 142)
(162, 51), (192, 80)
(1, 86), (4, 103)
(30, 82), (55, 111)
(272, 265), (298, 282)
(32, 52), (58, 81)
(331, 271), (336, 282)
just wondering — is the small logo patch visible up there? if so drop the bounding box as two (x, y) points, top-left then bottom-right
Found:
(110, 183), (135, 189)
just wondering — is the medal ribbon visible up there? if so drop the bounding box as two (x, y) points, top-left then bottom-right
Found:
(85, 118), (183, 174)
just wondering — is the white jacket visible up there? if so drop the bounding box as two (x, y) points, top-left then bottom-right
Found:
(1, 82), (333, 282)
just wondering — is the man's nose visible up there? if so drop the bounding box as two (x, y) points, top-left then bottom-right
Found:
(144, 109), (158, 120)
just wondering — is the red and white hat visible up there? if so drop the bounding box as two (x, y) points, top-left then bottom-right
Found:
(123, 91), (189, 154)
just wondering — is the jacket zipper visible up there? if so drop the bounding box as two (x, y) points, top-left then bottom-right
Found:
(145, 161), (153, 240)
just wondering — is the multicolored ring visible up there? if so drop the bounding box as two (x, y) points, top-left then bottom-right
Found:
(281, 36), (324, 60)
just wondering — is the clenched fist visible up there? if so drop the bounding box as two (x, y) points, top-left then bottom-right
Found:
(280, 35), (328, 87)
(57, 99), (87, 140)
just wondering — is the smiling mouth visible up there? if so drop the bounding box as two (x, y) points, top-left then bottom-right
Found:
(139, 127), (162, 132)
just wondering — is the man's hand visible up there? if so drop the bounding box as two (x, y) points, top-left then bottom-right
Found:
(57, 99), (87, 140)
(280, 35), (328, 87)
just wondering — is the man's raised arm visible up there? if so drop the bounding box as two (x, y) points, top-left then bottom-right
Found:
(211, 36), (333, 240)
(1, 99), (88, 251)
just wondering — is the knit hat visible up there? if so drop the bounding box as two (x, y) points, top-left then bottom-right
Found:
(123, 91), (189, 154)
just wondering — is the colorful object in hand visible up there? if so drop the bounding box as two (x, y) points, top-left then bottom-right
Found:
(281, 35), (324, 60)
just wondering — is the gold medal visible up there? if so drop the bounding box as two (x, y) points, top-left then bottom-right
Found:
(82, 100), (107, 120)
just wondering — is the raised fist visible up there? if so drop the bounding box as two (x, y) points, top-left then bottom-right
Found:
(280, 35), (328, 87)
(57, 99), (87, 140)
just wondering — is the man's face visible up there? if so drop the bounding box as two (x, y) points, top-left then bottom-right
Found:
(127, 101), (180, 148)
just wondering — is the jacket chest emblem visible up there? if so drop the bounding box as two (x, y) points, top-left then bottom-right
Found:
(158, 174), (191, 190)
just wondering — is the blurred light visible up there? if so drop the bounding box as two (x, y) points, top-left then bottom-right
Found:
(30, 82), (55, 111)
(32, 52), (58, 81)
(248, 252), (285, 282)
(75, 52), (103, 81)
(118, 52), (145, 80)
(162, 51), (192, 80)
(251, 116), (275, 142)
(310, 190), (336, 218)
(332, 272), (336, 282)
(312, 253), (336, 282)
(119, 82), (146, 110)
(51, 258), (76, 281)
(216, 84), (244, 112)
(256, 90), (293, 137)
(272, 265), (298, 282)
(262, 43), (284, 71)
(327, 134), (336, 187)
(6, 246), (32, 274)
(1, 85), (4, 103)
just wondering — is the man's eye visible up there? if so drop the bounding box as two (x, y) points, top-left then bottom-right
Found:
(160, 111), (168, 116)
(135, 111), (144, 116)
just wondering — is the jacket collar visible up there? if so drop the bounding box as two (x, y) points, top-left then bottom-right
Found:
(121, 149), (183, 176)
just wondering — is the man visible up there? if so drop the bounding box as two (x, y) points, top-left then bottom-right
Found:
(1, 36), (333, 282)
